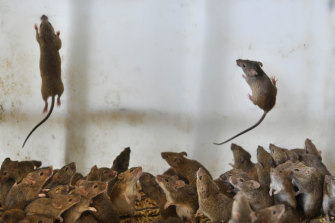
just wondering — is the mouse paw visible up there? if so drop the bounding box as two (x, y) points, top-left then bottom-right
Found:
(34, 24), (38, 31)
(88, 207), (97, 212)
(57, 97), (61, 107)
(124, 194), (131, 205)
(56, 30), (60, 36)
(242, 74), (246, 79)
(271, 76), (277, 86)
(136, 193), (141, 201)
(164, 201), (171, 210)
(38, 193), (46, 198)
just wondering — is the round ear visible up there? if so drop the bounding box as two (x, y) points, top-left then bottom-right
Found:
(175, 180), (185, 189)
(249, 180), (260, 189)
(173, 157), (182, 165)
(51, 199), (63, 209)
(180, 152), (187, 157)
(75, 179), (84, 187)
(257, 163), (264, 170)
(91, 165), (98, 171)
(250, 69), (258, 76)
(257, 61), (263, 67)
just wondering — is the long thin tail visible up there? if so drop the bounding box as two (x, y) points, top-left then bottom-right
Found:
(213, 112), (267, 146)
(22, 96), (55, 148)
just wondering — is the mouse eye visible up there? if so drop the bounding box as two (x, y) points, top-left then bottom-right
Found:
(279, 170), (282, 174)
(294, 169), (299, 172)
(40, 172), (44, 176)
(38, 221), (42, 223)
(239, 178), (244, 182)
(130, 169), (133, 173)
(273, 210), (276, 215)
(68, 198), (72, 202)
(242, 64), (246, 68)
(199, 176), (202, 180)
(94, 184), (98, 188)
(3, 172), (7, 176)
(165, 179), (169, 182)
(65, 167), (69, 171)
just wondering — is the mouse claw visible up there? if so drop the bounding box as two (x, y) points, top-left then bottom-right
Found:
(38, 193), (46, 198)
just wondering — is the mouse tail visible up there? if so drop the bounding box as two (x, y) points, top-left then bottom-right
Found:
(213, 112), (267, 146)
(22, 96), (55, 148)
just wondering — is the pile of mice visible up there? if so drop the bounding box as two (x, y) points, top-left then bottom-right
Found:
(0, 140), (333, 223)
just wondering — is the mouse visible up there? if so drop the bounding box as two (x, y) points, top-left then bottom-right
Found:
(4, 166), (53, 209)
(256, 146), (274, 187)
(87, 165), (117, 182)
(71, 173), (84, 187)
(24, 194), (81, 222)
(18, 215), (54, 223)
(249, 204), (285, 223)
(161, 151), (212, 188)
(269, 167), (296, 208)
(269, 144), (300, 166)
(0, 158), (41, 183)
(44, 162), (76, 189)
(229, 176), (273, 211)
(322, 175), (335, 222)
(156, 174), (199, 223)
(111, 147), (131, 173)
(22, 14), (64, 148)
(229, 144), (258, 181)
(304, 138), (322, 159)
(0, 208), (25, 223)
(91, 191), (120, 223)
(229, 192), (252, 223)
(139, 172), (178, 219)
(214, 177), (236, 198)
(214, 59), (277, 145)
(108, 167), (142, 220)
(63, 180), (107, 223)
(291, 164), (323, 221)
(196, 168), (233, 223)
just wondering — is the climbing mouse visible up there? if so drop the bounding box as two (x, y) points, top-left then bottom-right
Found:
(22, 14), (64, 148)
(214, 59), (277, 145)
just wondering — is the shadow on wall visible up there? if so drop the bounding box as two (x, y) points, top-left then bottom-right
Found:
(65, 1), (91, 167)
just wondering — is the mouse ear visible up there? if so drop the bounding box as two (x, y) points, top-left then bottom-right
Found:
(249, 69), (258, 76)
(257, 61), (263, 67)
(249, 180), (260, 189)
(257, 162), (264, 169)
(175, 180), (185, 189)
(180, 152), (187, 157)
(75, 186), (89, 197)
(51, 199), (63, 209)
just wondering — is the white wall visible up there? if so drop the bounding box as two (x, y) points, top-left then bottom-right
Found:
(0, 0), (335, 177)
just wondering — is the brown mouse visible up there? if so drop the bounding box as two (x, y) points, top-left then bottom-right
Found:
(63, 180), (107, 223)
(24, 194), (81, 222)
(229, 176), (273, 211)
(4, 166), (53, 209)
(87, 165), (117, 182)
(156, 174), (199, 223)
(71, 173), (84, 186)
(0, 208), (25, 223)
(111, 147), (131, 173)
(18, 215), (54, 223)
(44, 162), (76, 189)
(44, 185), (69, 198)
(291, 164), (323, 220)
(323, 175), (335, 222)
(304, 138), (322, 159)
(229, 192), (252, 223)
(86, 167), (119, 223)
(229, 144), (258, 181)
(269, 167), (296, 208)
(214, 177), (236, 198)
(22, 14), (64, 148)
(256, 146), (274, 187)
(0, 158), (41, 183)
(250, 204), (285, 223)
(269, 144), (300, 166)
(196, 168), (233, 223)
(139, 172), (178, 219)
(108, 167), (142, 220)
(161, 151), (212, 188)
(214, 59), (277, 145)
